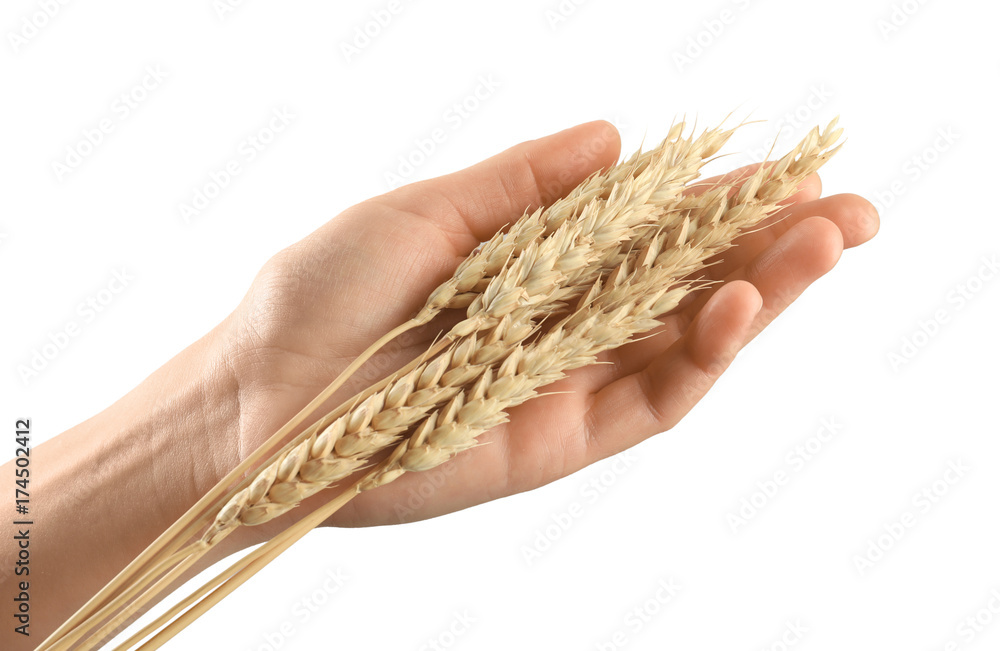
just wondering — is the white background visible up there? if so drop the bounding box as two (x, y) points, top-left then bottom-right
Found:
(2, 0), (999, 649)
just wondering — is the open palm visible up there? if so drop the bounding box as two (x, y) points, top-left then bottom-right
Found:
(216, 120), (878, 543)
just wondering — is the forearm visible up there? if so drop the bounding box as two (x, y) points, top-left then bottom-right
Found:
(0, 323), (246, 649)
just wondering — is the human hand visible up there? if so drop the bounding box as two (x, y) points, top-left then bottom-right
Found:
(214, 120), (879, 542)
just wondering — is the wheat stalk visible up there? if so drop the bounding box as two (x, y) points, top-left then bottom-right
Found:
(38, 126), (728, 651)
(43, 117), (843, 651)
(112, 122), (846, 649)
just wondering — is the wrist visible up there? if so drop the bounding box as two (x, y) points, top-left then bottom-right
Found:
(2, 319), (246, 640)
(77, 319), (243, 538)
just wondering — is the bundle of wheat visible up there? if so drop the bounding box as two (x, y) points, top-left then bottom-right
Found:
(38, 116), (842, 651)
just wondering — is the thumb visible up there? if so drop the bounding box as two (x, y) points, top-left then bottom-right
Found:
(367, 120), (622, 252)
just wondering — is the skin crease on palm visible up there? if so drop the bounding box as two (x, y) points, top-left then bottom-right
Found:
(215, 119), (880, 545)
